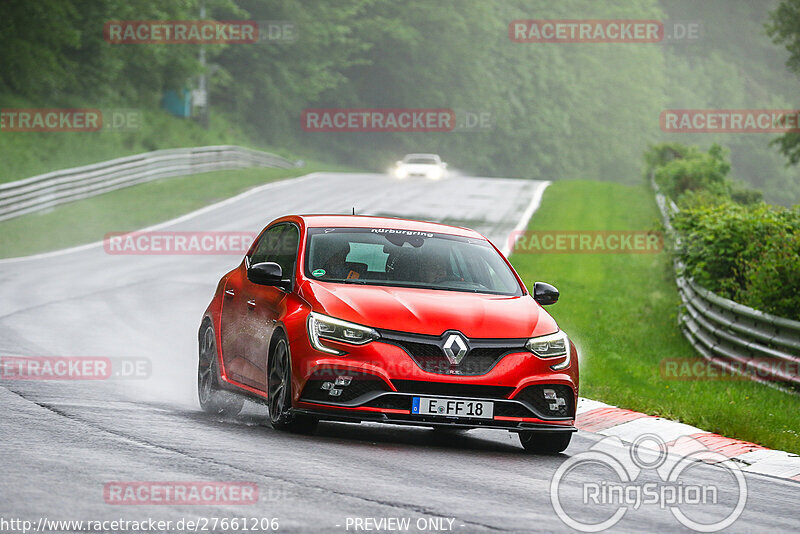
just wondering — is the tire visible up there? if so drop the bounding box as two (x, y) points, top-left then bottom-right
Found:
(518, 431), (572, 454)
(198, 323), (244, 416)
(267, 333), (318, 434)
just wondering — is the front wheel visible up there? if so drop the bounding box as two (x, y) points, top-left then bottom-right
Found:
(198, 323), (244, 416)
(518, 431), (572, 454)
(267, 334), (318, 434)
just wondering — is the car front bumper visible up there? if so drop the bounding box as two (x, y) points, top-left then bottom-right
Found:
(289, 333), (579, 431)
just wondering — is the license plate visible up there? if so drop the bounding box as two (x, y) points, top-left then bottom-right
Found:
(411, 397), (494, 419)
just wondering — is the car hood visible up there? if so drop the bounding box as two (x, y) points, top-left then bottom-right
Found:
(300, 281), (557, 338)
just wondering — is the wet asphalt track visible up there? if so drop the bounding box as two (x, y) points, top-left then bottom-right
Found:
(0, 172), (797, 533)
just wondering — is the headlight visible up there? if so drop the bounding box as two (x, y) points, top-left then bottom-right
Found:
(525, 331), (570, 370)
(307, 312), (379, 355)
(395, 167), (408, 178)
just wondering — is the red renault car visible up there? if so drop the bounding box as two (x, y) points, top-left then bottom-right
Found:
(198, 215), (578, 453)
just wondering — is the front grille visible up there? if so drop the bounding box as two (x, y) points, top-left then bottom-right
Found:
(363, 394), (411, 411)
(494, 403), (534, 418)
(396, 340), (442, 358)
(513, 384), (575, 418)
(379, 330), (525, 376)
(391, 380), (514, 399)
(407, 348), (511, 375)
(300, 371), (390, 403)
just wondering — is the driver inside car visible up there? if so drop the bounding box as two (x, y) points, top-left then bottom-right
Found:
(419, 251), (450, 284)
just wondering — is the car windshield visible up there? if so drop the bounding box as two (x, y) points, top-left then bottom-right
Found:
(404, 157), (438, 164)
(305, 227), (523, 296)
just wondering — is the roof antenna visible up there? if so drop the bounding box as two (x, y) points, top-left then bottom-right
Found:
(352, 207), (356, 215)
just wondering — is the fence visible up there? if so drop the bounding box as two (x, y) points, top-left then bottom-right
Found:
(652, 175), (800, 389)
(0, 146), (299, 222)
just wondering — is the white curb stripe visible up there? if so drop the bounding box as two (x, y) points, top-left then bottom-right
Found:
(500, 180), (550, 257)
(575, 397), (612, 415)
(595, 416), (708, 443)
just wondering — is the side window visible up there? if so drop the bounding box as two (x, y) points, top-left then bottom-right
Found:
(250, 224), (300, 282)
(250, 226), (283, 265)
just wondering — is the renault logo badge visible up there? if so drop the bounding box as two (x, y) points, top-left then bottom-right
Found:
(443, 333), (468, 365)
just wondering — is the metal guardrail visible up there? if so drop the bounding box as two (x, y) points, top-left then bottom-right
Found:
(652, 174), (800, 389)
(0, 145), (299, 222)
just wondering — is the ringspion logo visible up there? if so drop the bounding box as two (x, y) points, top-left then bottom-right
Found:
(551, 434), (747, 532)
(104, 20), (258, 44)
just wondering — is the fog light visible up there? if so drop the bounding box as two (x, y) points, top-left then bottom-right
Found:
(335, 376), (352, 386)
(544, 388), (567, 411)
(321, 382), (333, 390)
(329, 388), (342, 397)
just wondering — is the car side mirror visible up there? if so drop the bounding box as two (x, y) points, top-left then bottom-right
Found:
(442, 162), (448, 168)
(533, 282), (559, 306)
(248, 261), (283, 286)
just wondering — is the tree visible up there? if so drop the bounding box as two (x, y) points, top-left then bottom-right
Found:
(768, 0), (800, 165)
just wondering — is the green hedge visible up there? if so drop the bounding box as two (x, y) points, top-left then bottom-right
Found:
(672, 203), (800, 319)
(647, 143), (761, 207)
(646, 143), (799, 320)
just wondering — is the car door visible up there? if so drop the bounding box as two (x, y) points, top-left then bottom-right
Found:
(223, 223), (300, 391)
(219, 257), (252, 387)
(221, 223), (299, 391)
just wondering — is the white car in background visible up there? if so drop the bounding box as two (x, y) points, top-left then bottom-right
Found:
(393, 153), (448, 180)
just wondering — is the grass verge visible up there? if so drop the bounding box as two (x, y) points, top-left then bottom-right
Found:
(0, 94), (309, 184)
(0, 161), (352, 259)
(509, 180), (800, 453)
